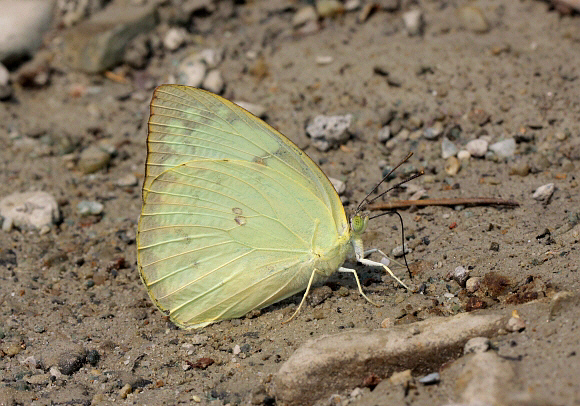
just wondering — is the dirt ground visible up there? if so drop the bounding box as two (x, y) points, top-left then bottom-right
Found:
(1, 0), (579, 405)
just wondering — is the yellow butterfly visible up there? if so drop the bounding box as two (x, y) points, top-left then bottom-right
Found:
(137, 85), (409, 328)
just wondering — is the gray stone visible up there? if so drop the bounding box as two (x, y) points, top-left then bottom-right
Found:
(0, 0), (55, 65)
(306, 114), (353, 151)
(489, 138), (516, 159)
(273, 312), (508, 405)
(77, 145), (111, 174)
(63, 0), (157, 73)
(377, 126), (391, 143)
(424, 121), (443, 139)
(442, 137), (458, 159)
(0, 191), (60, 232)
(77, 200), (104, 216)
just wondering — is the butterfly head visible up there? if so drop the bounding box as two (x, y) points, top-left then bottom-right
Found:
(350, 212), (369, 236)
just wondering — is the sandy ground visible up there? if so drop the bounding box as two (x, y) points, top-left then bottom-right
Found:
(0, 0), (579, 405)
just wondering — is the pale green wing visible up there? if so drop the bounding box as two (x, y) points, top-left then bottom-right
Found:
(138, 159), (342, 328)
(145, 85), (346, 233)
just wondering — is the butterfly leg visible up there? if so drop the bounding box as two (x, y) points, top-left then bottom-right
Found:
(357, 257), (410, 290)
(282, 268), (323, 324)
(337, 267), (380, 307)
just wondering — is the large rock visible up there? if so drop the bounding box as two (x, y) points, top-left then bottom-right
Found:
(0, 0), (56, 66)
(273, 311), (509, 405)
(0, 191), (60, 232)
(63, 0), (157, 73)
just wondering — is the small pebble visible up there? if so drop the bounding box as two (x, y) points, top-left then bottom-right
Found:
(315, 55), (333, 65)
(163, 27), (187, 51)
(532, 183), (555, 201)
(506, 316), (525, 332)
(489, 242), (500, 251)
(465, 277), (481, 293)
(293, 6), (318, 27)
(390, 369), (412, 385)
(306, 114), (352, 151)
(120, 383), (132, 399)
(177, 57), (207, 88)
(377, 126), (391, 143)
(202, 69), (224, 94)
(424, 122), (443, 140)
(457, 150), (471, 160)
(464, 337), (490, 354)
(380, 317), (394, 328)
(444, 156), (460, 176)
(509, 162), (530, 176)
(77, 201), (104, 216)
(33, 325), (45, 333)
(329, 177), (346, 195)
(391, 244), (410, 258)
(316, 0), (345, 17)
(458, 5), (490, 33)
(0, 63), (9, 86)
(555, 131), (567, 141)
(450, 266), (469, 287)
(402, 9), (423, 36)
(307, 285), (333, 307)
(78, 145), (111, 174)
(234, 101), (267, 118)
(419, 372), (440, 385)
(198, 48), (223, 69)
(489, 138), (516, 159)
(441, 137), (458, 159)
(115, 173), (138, 187)
(466, 139), (488, 158)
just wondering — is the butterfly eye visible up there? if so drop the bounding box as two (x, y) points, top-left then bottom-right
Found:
(351, 215), (369, 234)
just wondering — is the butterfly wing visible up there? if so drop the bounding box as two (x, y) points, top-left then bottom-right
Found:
(144, 85), (345, 233)
(138, 86), (350, 328)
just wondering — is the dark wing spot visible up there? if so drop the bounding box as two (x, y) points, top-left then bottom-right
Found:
(232, 207), (243, 215)
(253, 156), (266, 165)
(235, 216), (246, 226)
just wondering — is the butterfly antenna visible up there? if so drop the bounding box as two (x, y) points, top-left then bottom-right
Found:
(356, 152), (414, 213)
(369, 210), (413, 280)
(366, 169), (425, 206)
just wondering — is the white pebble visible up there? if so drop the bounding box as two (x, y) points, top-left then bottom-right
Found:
(315, 55), (333, 65)
(202, 69), (224, 94)
(532, 183), (555, 201)
(177, 57), (207, 88)
(457, 150), (471, 160)
(402, 9), (423, 36)
(163, 28), (187, 51)
(329, 177), (346, 195)
(466, 138), (488, 158)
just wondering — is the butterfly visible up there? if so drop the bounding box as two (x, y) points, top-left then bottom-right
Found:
(137, 85), (409, 329)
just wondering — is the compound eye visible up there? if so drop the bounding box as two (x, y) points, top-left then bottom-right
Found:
(351, 215), (368, 234)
